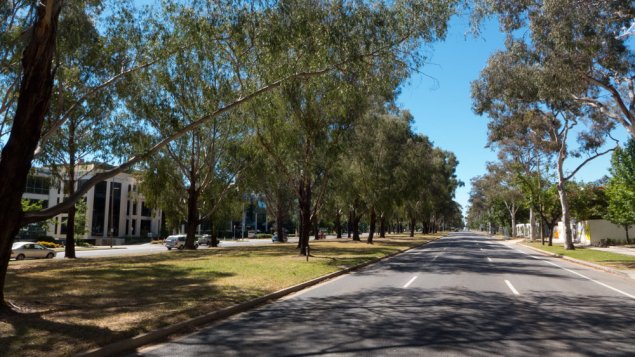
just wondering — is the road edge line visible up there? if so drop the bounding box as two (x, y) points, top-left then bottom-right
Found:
(518, 243), (631, 279)
(77, 237), (441, 357)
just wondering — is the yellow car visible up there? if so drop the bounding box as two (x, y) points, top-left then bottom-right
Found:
(11, 242), (56, 260)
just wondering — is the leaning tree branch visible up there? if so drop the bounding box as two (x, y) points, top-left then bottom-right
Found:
(35, 54), (175, 153)
(563, 146), (616, 182)
(21, 66), (336, 224)
(584, 74), (635, 129)
(21, 26), (421, 224)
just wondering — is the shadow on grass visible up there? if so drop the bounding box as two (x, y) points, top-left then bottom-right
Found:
(3, 262), (256, 356)
(0, 309), (122, 357)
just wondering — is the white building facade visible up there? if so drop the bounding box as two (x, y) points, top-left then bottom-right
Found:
(22, 164), (162, 245)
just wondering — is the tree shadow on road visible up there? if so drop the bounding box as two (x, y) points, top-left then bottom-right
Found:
(137, 287), (635, 357)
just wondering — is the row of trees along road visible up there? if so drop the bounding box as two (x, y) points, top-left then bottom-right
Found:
(469, 0), (635, 250)
(0, 0), (462, 311)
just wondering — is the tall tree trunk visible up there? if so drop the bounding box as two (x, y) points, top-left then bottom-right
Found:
(557, 178), (574, 250)
(529, 207), (536, 241)
(379, 213), (386, 238)
(510, 203), (517, 238)
(312, 213), (319, 239)
(211, 221), (219, 247)
(185, 184), (199, 249)
(347, 209), (353, 239)
(276, 206), (285, 243)
(541, 217), (546, 245)
(298, 179), (311, 255)
(409, 216), (416, 237)
(547, 218), (557, 246)
(335, 209), (342, 238)
(65, 128), (77, 258)
(0, 0), (63, 310)
(352, 212), (361, 241)
(367, 207), (376, 244)
(625, 225), (631, 244)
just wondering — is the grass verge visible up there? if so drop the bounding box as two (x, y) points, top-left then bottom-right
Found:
(522, 241), (635, 270)
(1, 234), (440, 357)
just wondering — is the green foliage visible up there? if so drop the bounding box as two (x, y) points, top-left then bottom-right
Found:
(606, 140), (635, 233)
(567, 181), (608, 221)
(19, 200), (49, 238)
(74, 199), (88, 237)
(472, 0), (635, 137)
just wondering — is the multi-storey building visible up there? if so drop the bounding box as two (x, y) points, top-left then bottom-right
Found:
(22, 163), (162, 245)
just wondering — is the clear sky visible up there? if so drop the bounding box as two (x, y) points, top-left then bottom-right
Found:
(397, 15), (629, 217)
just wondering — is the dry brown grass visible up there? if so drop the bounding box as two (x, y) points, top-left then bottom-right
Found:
(0, 234), (440, 356)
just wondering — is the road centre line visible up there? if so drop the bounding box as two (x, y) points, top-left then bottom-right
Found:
(403, 275), (418, 288)
(511, 246), (635, 300)
(505, 279), (520, 296)
(487, 257), (493, 262)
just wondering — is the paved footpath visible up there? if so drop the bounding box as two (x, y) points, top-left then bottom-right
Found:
(131, 232), (635, 357)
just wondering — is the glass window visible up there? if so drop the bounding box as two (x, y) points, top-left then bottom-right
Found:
(141, 201), (152, 217)
(140, 219), (152, 237)
(91, 181), (107, 235)
(24, 176), (51, 194)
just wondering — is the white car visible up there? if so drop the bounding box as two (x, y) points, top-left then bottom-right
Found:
(165, 235), (198, 250)
(11, 242), (56, 260)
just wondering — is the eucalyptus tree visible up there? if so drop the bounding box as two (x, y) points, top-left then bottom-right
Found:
(429, 149), (462, 232)
(123, 3), (251, 250)
(483, 162), (524, 237)
(400, 134), (435, 237)
(0, 0), (460, 308)
(473, 39), (616, 249)
(241, 136), (296, 243)
(245, 0), (458, 254)
(492, 132), (553, 240)
(342, 105), (414, 243)
(473, 0), (635, 137)
(36, 0), (123, 258)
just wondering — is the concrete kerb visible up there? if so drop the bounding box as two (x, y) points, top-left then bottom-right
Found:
(77, 237), (440, 357)
(519, 242), (631, 279)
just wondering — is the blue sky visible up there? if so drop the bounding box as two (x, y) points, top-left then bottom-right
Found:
(397, 16), (629, 216)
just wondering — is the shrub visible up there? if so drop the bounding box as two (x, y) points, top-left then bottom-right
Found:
(76, 239), (93, 247)
(255, 233), (272, 239)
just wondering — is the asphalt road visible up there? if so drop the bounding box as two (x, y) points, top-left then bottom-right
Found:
(52, 236), (329, 259)
(134, 232), (635, 356)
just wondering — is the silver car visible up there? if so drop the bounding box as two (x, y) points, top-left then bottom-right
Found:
(165, 235), (198, 250)
(11, 242), (56, 260)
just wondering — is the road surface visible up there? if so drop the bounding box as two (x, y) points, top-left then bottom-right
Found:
(134, 232), (635, 356)
(52, 236), (330, 259)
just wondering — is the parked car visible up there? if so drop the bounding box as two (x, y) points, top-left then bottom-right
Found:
(272, 233), (288, 243)
(197, 235), (212, 246)
(165, 235), (198, 250)
(11, 242), (56, 260)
